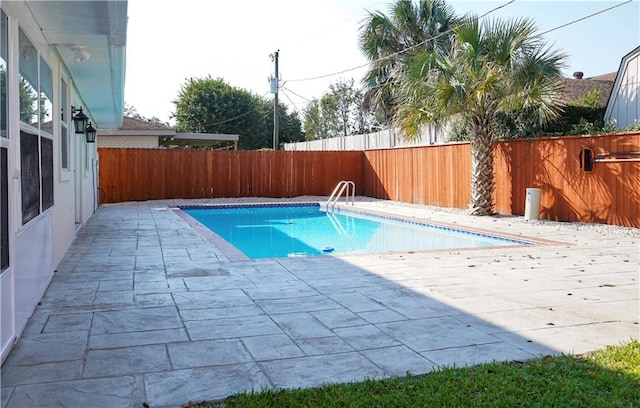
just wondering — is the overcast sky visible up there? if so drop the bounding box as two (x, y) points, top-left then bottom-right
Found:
(124, 0), (640, 124)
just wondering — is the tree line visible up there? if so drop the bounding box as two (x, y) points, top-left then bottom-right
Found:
(171, 77), (304, 150)
(132, 0), (627, 215)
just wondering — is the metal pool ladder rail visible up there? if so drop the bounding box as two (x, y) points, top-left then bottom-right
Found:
(326, 180), (355, 211)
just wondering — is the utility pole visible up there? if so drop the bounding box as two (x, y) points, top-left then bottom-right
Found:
(270, 50), (280, 150)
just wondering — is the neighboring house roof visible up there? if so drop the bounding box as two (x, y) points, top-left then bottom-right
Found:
(98, 116), (174, 137)
(97, 116), (239, 148)
(587, 72), (618, 82)
(557, 74), (616, 107)
(120, 116), (171, 131)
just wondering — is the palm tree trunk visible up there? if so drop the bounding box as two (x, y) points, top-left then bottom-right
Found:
(469, 126), (495, 216)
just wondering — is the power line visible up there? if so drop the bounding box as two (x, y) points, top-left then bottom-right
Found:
(285, 0), (633, 85)
(178, 0), (633, 129)
(279, 88), (304, 117)
(539, 0), (633, 35)
(300, 3), (373, 42)
(286, 62), (371, 84)
(191, 91), (270, 128)
(205, 109), (255, 127)
(281, 86), (313, 103)
(286, 0), (517, 83)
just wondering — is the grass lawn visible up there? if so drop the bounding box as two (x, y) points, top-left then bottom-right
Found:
(193, 339), (639, 407)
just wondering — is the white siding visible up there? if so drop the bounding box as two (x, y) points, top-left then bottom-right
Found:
(605, 48), (640, 129)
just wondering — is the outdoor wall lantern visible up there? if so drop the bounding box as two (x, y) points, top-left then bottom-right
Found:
(71, 106), (88, 134)
(85, 122), (97, 143)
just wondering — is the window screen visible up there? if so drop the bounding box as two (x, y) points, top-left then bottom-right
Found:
(41, 137), (53, 210)
(20, 131), (40, 224)
(1, 147), (8, 272)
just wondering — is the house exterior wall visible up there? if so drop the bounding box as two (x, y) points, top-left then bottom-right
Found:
(0, 2), (99, 362)
(605, 49), (640, 128)
(98, 135), (158, 148)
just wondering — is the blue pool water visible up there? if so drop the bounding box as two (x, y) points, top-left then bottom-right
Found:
(182, 204), (529, 259)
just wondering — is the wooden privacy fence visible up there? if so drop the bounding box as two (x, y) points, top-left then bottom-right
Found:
(362, 132), (639, 228)
(362, 143), (471, 209)
(99, 131), (640, 227)
(493, 133), (639, 227)
(98, 149), (362, 203)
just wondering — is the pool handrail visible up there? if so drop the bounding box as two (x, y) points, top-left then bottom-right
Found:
(326, 180), (355, 211)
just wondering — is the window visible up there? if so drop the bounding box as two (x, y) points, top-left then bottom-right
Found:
(18, 28), (37, 126)
(18, 28), (55, 224)
(60, 78), (68, 170)
(1, 147), (8, 272)
(39, 59), (53, 208)
(0, 10), (7, 139)
(39, 57), (52, 130)
(20, 130), (40, 224)
(1, 10), (9, 273)
(41, 137), (53, 210)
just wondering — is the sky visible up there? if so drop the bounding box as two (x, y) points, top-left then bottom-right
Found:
(124, 0), (640, 125)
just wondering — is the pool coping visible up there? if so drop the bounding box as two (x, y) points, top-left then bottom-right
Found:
(329, 204), (565, 247)
(174, 208), (252, 262)
(173, 202), (567, 263)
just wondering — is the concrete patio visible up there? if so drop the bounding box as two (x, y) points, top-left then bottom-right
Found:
(1, 198), (638, 408)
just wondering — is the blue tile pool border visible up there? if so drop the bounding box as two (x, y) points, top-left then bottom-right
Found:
(177, 202), (544, 260)
(331, 206), (536, 246)
(180, 202), (320, 211)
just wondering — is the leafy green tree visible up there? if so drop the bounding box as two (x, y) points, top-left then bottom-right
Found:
(303, 99), (326, 140)
(174, 76), (267, 150)
(359, 0), (457, 125)
(567, 89), (601, 108)
(173, 76), (303, 150)
(516, 89), (608, 137)
(395, 16), (565, 215)
(330, 79), (362, 137)
(303, 78), (370, 140)
(263, 101), (304, 145)
(558, 90), (607, 135)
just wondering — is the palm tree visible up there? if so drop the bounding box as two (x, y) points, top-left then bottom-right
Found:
(358, 0), (457, 125)
(395, 16), (565, 215)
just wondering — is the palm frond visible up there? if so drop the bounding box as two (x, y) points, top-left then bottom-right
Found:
(359, 0), (459, 125)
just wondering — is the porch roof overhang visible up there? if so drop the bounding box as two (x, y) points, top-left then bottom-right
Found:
(24, 1), (128, 130)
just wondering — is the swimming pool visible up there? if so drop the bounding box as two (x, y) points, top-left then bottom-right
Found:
(181, 203), (530, 259)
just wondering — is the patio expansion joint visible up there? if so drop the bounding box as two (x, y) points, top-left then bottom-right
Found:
(173, 299), (193, 343)
(410, 339), (506, 354)
(150, 209), (171, 280)
(78, 311), (97, 379)
(508, 319), (627, 332)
